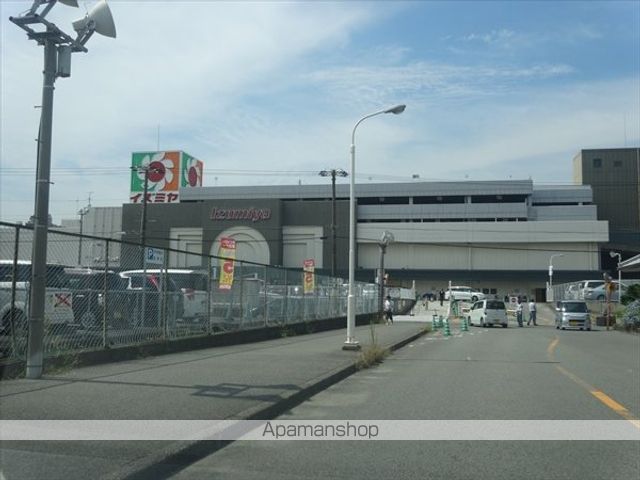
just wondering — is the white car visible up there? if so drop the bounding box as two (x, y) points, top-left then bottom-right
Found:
(0, 260), (75, 334)
(583, 281), (628, 302)
(445, 286), (485, 302)
(576, 280), (605, 300)
(468, 299), (508, 328)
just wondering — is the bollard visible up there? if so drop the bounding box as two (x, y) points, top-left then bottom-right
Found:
(443, 318), (451, 337)
(461, 316), (469, 332)
(432, 314), (439, 330)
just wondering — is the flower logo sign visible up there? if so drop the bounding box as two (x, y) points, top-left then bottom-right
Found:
(181, 152), (203, 188)
(130, 151), (203, 203)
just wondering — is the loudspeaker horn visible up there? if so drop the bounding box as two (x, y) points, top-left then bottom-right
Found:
(73, 0), (116, 38)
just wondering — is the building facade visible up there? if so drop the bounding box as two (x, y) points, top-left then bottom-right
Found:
(573, 147), (640, 270)
(120, 179), (608, 302)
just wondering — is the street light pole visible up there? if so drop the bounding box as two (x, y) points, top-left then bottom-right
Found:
(377, 231), (394, 321)
(610, 251), (622, 303)
(548, 253), (564, 302)
(319, 168), (348, 277)
(344, 104), (405, 351)
(10, 0), (116, 379)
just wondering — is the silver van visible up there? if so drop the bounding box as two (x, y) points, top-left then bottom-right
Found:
(468, 299), (508, 328)
(555, 301), (591, 331)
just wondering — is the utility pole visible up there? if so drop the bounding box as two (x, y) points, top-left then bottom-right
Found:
(77, 193), (92, 266)
(133, 165), (160, 265)
(319, 169), (348, 277)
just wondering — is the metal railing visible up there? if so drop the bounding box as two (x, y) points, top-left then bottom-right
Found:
(0, 222), (379, 361)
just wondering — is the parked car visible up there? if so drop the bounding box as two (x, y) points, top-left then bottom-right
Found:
(583, 281), (627, 302)
(576, 280), (605, 300)
(121, 269), (206, 321)
(65, 267), (131, 329)
(119, 270), (184, 327)
(555, 301), (591, 331)
(445, 286), (485, 302)
(468, 299), (508, 328)
(0, 260), (74, 334)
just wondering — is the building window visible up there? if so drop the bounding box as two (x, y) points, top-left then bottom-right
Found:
(614, 160), (622, 167)
(593, 158), (602, 168)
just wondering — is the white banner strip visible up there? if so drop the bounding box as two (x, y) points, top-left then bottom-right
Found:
(1, 420), (639, 441)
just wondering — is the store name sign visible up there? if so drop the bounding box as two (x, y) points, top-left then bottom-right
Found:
(210, 207), (272, 222)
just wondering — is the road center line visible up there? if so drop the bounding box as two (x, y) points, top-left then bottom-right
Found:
(555, 366), (640, 427)
(547, 336), (559, 360)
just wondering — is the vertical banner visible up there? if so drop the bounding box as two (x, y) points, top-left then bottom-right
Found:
(303, 259), (315, 294)
(218, 238), (236, 291)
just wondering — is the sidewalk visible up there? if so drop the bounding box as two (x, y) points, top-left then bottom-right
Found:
(0, 322), (425, 480)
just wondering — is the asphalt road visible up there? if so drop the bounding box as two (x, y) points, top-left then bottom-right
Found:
(0, 323), (424, 480)
(171, 324), (640, 480)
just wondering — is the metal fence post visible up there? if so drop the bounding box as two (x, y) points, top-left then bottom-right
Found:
(238, 262), (244, 327)
(9, 225), (20, 356)
(162, 251), (168, 339)
(263, 265), (268, 327)
(283, 269), (288, 325)
(102, 240), (109, 348)
(207, 256), (213, 335)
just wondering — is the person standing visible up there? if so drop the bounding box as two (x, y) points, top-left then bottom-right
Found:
(383, 295), (394, 325)
(516, 299), (524, 327)
(439, 289), (445, 306)
(527, 300), (537, 326)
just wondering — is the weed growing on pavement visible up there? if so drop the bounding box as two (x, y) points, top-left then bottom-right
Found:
(44, 353), (79, 375)
(356, 344), (390, 370)
(355, 320), (390, 370)
(280, 326), (296, 338)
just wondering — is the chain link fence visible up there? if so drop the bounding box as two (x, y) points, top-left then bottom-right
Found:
(551, 279), (640, 318)
(0, 222), (378, 362)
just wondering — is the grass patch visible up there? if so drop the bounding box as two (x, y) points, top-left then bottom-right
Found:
(355, 320), (390, 369)
(43, 353), (79, 375)
(356, 343), (390, 370)
(280, 326), (297, 338)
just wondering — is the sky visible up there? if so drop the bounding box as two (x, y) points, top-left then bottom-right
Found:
(1, 0), (639, 225)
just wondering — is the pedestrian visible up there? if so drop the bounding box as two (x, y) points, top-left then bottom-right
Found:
(527, 299), (537, 326)
(439, 289), (445, 306)
(516, 299), (524, 327)
(422, 293), (429, 310)
(384, 295), (394, 325)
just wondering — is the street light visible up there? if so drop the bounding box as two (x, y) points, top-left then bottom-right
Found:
(344, 104), (406, 351)
(377, 231), (394, 320)
(609, 251), (622, 302)
(548, 253), (564, 302)
(10, 0), (116, 379)
(319, 168), (348, 277)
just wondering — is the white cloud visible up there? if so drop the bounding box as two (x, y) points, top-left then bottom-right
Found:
(0, 2), (637, 225)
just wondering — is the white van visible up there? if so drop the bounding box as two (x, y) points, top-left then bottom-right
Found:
(119, 269), (207, 320)
(468, 299), (508, 328)
(0, 260), (75, 334)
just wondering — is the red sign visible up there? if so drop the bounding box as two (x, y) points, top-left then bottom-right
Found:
(54, 293), (72, 308)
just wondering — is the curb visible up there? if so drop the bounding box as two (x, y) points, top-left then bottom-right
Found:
(104, 328), (426, 480)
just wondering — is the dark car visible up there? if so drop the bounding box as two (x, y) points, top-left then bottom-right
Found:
(119, 271), (184, 328)
(65, 268), (131, 329)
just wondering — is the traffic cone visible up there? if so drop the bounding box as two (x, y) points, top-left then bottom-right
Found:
(432, 314), (439, 330)
(461, 317), (469, 332)
(443, 318), (451, 337)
